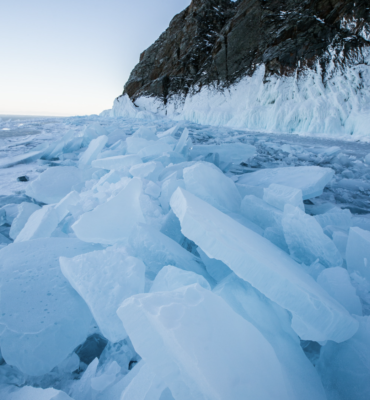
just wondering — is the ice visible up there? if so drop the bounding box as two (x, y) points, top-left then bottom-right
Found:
(149, 265), (211, 293)
(0, 148), (47, 169)
(183, 162), (241, 213)
(92, 154), (142, 172)
(132, 126), (157, 141)
(145, 181), (161, 199)
(238, 166), (334, 200)
(54, 191), (80, 221)
(282, 205), (343, 268)
(314, 208), (352, 230)
(241, 195), (283, 229)
(317, 267), (362, 315)
(0, 238), (99, 376)
(157, 124), (181, 138)
(15, 205), (59, 242)
(174, 128), (189, 154)
(26, 166), (84, 204)
(130, 161), (164, 181)
(0, 386), (73, 400)
(214, 274), (327, 400)
(72, 178), (145, 245)
(236, 183), (264, 199)
(79, 135), (108, 169)
(332, 231), (348, 258)
(137, 141), (174, 159)
(197, 247), (232, 283)
(346, 227), (370, 282)
(318, 316), (370, 400)
(126, 137), (156, 154)
(189, 143), (256, 169)
(60, 246), (145, 343)
(0, 203), (19, 225)
(364, 153), (370, 165)
(118, 284), (292, 400)
(159, 178), (185, 213)
(128, 225), (211, 282)
(263, 184), (304, 211)
(170, 187), (358, 342)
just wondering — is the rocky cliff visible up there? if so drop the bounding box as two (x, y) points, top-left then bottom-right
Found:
(123, 0), (370, 104)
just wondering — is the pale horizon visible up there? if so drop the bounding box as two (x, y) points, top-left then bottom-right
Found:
(0, 0), (190, 117)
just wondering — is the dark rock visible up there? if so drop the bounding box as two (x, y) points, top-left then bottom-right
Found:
(17, 176), (29, 182)
(123, 0), (370, 104)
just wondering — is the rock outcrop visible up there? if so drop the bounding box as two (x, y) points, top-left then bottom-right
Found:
(123, 0), (370, 104)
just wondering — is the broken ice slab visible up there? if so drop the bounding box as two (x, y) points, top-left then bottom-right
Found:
(26, 166), (84, 204)
(318, 316), (370, 400)
(0, 147), (47, 169)
(130, 161), (164, 181)
(149, 265), (211, 293)
(92, 154), (142, 171)
(314, 207), (352, 230)
(60, 246), (145, 343)
(137, 141), (175, 159)
(263, 183), (304, 211)
(132, 126), (157, 141)
(346, 227), (370, 282)
(0, 238), (99, 376)
(170, 188), (358, 342)
(0, 385), (73, 400)
(79, 135), (108, 169)
(214, 274), (327, 400)
(241, 194), (283, 230)
(238, 166), (334, 200)
(189, 142), (256, 168)
(317, 267), (362, 316)
(118, 284), (292, 400)
(183, 162), (242, 213)
(15, 204), (59, 242)
(128, 224), (212, 282)
(9, 202), (41, 240)
(282, 205), (343, 268)
(72, 178), (145, 245)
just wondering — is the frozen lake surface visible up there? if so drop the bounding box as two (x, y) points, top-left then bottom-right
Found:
(0, 114), (369, 400)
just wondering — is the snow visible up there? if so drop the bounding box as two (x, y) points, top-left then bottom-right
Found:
(0, 112), (369, 399)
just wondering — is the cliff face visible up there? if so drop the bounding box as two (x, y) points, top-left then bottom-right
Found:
(123, 0), (370, 103)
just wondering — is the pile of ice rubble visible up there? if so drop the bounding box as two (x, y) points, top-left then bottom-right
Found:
(0, 120), (370, 400)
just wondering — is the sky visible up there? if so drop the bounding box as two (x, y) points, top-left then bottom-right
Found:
(0, 0), (191, 116)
